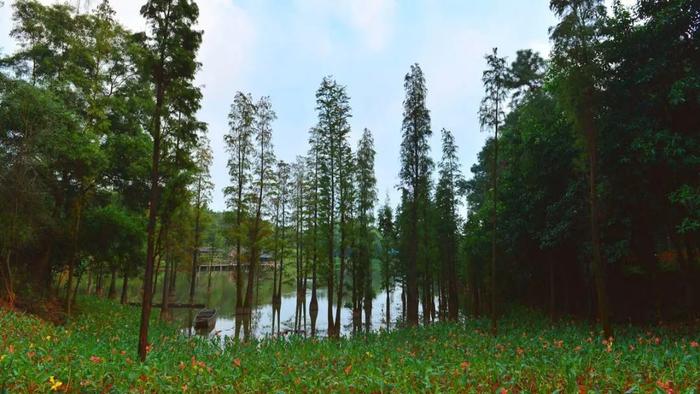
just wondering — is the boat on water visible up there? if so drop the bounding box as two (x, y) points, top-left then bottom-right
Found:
(194, 308), (217, 330)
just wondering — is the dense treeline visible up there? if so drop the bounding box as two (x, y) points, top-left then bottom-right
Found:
(465, 0), (700, 333)
(0, 0), (212, 360)
(1, 0), (698, 362)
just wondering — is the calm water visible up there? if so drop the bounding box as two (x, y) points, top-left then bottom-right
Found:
(156, 270), (405, 340)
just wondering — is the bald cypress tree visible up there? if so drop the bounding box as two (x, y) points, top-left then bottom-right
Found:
(224, 92), (255, 312)
(355, 128), (377, 330)
(245, 96), (276, 315)
(398, 64), (433, 326)
(435, 128), (464, 321)
(314, 76), (352, 336)
(189, 135), (213, 304)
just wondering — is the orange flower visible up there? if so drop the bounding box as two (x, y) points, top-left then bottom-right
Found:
(344, 364), (352, 375)
(657, 380), (674, 394)
(89, 355), (103, 364)
(460, 361), (470, 370)
(233, 358), (241, 367)
(602, 337), (613, 353)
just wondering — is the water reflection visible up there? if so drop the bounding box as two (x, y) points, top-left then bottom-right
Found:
(176, 277), (403, 341)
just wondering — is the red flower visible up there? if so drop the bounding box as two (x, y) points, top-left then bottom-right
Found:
(89, 355), (103, 364)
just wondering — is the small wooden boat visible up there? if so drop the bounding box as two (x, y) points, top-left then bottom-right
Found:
(194, 308), (217, 330)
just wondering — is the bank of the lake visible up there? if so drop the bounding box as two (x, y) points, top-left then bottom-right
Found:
(1, 297), (699, 393)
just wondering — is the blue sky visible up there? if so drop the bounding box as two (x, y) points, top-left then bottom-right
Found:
(1, 0), (592, 211)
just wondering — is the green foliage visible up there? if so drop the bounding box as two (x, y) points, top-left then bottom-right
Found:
(2, 298), (699, 392)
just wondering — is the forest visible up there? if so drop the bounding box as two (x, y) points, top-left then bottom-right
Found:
(0, 0), (699, 392)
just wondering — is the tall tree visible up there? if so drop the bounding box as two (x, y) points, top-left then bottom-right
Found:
(245, 96), (276, 314)
(550, 0), (612, 337)
(478, 47), (507, 335)
(224, 92), (255, 312)
(435, 128), (465, 321)
(272, 160), (290, 309)
(306, 128), (322, 334)
(188, 135), (213, 303)
(137, 0), (203, 361)
(398, 63), (433, 326)
(292, 156), (307, 332)
(313, 76), (352, 336)
(355, 128), (377, 329)
(377, 196), (396, 328)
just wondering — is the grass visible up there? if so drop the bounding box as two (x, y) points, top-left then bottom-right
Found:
(1, 298), (699, 393)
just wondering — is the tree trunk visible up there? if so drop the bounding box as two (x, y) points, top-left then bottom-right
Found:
(121, 273), (129, 305)
(65, 198), (83, 317)
(189, 177), (203, 304)
(108, 266), (117, 300)
(85, 269), (92, 296)
(549, 254), (555, 321)
(138, 39), (167, 361)
(490, 104), (499, 335)
(160, 257), (170, 320)
(582, 93), (611, 338)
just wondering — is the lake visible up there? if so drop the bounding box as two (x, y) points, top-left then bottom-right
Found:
(136, 268), (406, 340)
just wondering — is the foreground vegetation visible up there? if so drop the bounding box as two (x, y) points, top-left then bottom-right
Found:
(2, 298), (699, 393)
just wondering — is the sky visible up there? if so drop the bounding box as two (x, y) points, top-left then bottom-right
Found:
(0, 0), (634, 212)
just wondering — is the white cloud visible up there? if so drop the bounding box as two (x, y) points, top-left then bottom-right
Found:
(290, 0), (396, 54)
(344, 0), (396, 51)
